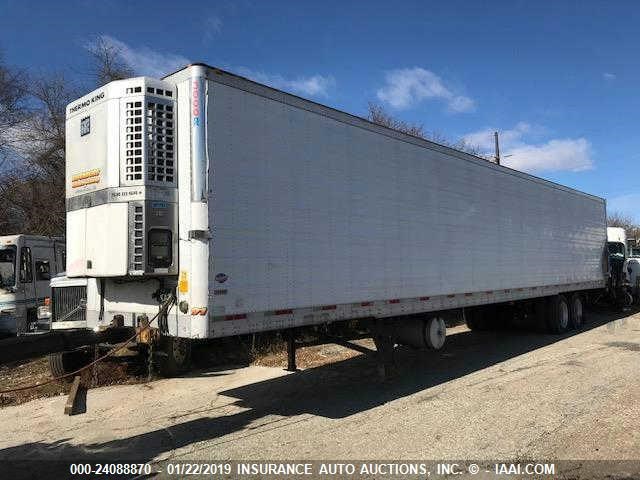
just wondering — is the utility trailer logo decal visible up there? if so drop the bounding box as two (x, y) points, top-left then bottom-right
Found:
(215, 273), (228, 283)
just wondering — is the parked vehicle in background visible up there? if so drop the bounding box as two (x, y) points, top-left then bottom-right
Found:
(623, 233), (640, 303)
(46, 274), (93, 331)
(606, 227), (633, 306)
(47, 64), (618, 376)
(0, 235), (65, 335)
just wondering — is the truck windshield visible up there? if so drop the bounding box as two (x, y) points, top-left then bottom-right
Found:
(0, 245), (17, 289)
(607, 242), (625, 258)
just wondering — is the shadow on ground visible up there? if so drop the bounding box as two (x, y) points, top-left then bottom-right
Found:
(0, 307), (635, 469)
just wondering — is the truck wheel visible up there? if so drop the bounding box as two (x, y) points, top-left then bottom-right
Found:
(465, 308), (485, 331)
(425, 317), (446, 349)
(569, 293), (584, 330)
(546, 294), (570, 334)
(48, 350), (91, 381)
(158, 336), (192, 377)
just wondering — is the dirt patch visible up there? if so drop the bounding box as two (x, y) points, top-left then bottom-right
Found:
(0, 331), (371, 408)
(0, 355), (146, 408)
(253, 340), (371, 369)
(605, 341), (640, 352)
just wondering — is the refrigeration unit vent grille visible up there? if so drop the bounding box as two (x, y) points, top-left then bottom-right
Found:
(124, 101), (144, 181)
(145, 101), (175, 184)
(133, 204), (144, 271)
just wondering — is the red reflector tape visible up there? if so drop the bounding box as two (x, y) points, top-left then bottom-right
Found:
(388, 299), (400, 304)
(321, 305), (337, 310)
(225, 314), (247, 321)
(274, 309), (293, 315)
(360, 301), (373, 306)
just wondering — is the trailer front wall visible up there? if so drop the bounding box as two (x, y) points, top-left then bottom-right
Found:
(206, 80), (606, 317)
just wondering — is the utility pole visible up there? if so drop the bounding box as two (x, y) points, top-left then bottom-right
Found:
(494, 131), (500, 165)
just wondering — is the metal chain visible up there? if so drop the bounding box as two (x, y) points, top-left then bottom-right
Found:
(147, 338), (154, 382)
(92, 344), (99, 387)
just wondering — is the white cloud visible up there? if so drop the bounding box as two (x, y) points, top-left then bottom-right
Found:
(236, 67), (335, 98)
(376, 67), (475, 113)
(203, 15), (222, 42)
(92, 35), (190, 78)
(463, 122), (532, 151)
(603, 72), (616, 80)
(506, 138), (593, 172)
(87, 36), (334, 98)
(462, 123), (594, 173)
(206, 15), (222, 33)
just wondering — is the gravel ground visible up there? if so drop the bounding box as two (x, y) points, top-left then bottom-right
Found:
(0, 308), (638, 479)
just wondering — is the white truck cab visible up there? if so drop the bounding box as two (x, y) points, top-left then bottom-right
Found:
(606, 227), (633, 305)
(0, 235), (65, 335)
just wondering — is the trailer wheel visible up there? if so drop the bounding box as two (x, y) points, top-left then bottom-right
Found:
(569, 293), (585, 330)
(158, 336), (192, 377)
(465, 306), (496, 331)
(465, 308), (485, 331)
(47, 350), (91, 381)
(425, 317), (446, 350)
(546, 294), (570, 334)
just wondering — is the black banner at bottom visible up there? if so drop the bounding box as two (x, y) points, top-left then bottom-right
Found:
(3, 459), (640, 479)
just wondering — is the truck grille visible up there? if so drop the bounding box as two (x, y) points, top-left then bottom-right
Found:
(52, 286), (87, 323)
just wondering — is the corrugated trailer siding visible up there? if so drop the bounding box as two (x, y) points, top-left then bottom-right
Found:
(208, 81), (605, 315)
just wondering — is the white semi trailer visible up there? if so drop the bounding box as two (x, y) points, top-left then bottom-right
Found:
(51, 64), (610, 375)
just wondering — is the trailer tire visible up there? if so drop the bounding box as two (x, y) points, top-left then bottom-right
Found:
(546, 294), (570, 334)
(465, 308), (485, 331)
(569, 293), (585, 330)
(158, 336), (192, 377)
(47, 350), (90, 381)
(465, 306), (497, 331)
(425, 317), (446, 350)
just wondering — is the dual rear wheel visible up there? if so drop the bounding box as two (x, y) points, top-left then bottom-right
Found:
(546, 293), (584, 333)
(465, 293), (585, 334)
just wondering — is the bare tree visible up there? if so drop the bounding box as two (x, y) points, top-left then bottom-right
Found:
(86, 35), (133, 86)
(0, 37), (132, 236)
(366, 102), (484, 157)
(0, 68), (73, 235)
(0, 53), (28, 170)
(607, 211), (640, 239)
(367, 102), (425, 138)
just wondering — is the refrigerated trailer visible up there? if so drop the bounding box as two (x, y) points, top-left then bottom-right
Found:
(51, 63), (610, 374)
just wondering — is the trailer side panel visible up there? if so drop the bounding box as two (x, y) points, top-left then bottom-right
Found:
(206, 79), (606, 319)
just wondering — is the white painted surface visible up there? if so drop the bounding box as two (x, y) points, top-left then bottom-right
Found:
(607, 227), (626, 245)
(205, 78), (606, 316)
(85, 203), (128, 276)
(66, 209), (86, 276)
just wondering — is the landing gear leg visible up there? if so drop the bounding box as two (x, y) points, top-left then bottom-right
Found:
(285, 329), (298, 372)
(371, 320), (395, 379)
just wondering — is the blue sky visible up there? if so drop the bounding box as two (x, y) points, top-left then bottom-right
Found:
(2, 0), (639, 219)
